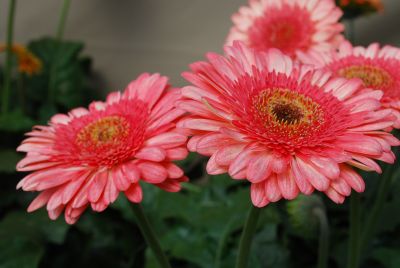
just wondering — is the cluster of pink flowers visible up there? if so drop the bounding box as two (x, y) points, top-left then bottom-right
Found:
(17, 0), (400, 223)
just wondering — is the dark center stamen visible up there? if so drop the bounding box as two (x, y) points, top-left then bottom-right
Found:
(271, 102), (303, 124)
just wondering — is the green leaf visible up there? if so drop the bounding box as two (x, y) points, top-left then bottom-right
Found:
(0, 150), (21, 173)
(0, 110), (34, 132)
(26, 37), (96, 111)
(372, 248), (400, 268)
(0, 210), (70, 268)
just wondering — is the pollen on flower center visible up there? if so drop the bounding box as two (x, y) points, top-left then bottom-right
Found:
(76, 116), (130, 148)
(338, 65), (392, 88)
(253, 88), (323, 127)
(249, 88), (326, 151)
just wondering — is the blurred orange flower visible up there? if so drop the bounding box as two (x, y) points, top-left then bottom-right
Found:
(0, 44), (42, 76)
(337, 0), (383, 19)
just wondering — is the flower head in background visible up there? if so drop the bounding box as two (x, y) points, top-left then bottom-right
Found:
(337, 0), (383, 19)
(226, 0), (344, 57)
(0, 44), (42, 75)
(298, 41), (400, 128)
(17, 73), (189, 224)
(178, 41), (399, 207)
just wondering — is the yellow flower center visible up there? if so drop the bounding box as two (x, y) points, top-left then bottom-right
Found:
(338, 65), (392, 88)
(76, 116), (130, 148)
(254, 88), (324, 127)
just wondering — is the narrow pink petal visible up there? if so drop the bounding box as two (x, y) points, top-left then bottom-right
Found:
(331, 179), (351, 196)
(48, 205), (64, 220)
(206, 153), (228, 175)
(291, 158), (314, 194)
(103, 175), (119, 204)
(165, 147), (188, 160)
(296, 157), (330, 191)
(113, 167), (131, 191)
(137, 162), (167, 183)
(27, 189), (55, 212)
(325, 187), (345, 204)
(247, 153), (273, 183)
(135, 147), (166, 162)
(228, 145), (256, 179)
(215, 143), (246, 166)
(165, 163), (184, 179)
(125, 183), (143, 203)
(250, 182), (269, 207)
(145, 132), (187, 149)
(264, 176), (282, 202)
(340, 165), (365, 192)
(88, 171), (108, 203)
(156, 180), (182, 192)
(277, 171), (299, 200)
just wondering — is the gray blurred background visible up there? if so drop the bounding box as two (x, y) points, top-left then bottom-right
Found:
(1, 0), (399, 91)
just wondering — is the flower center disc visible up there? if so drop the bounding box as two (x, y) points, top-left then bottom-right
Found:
(248, 4), (314, 55)
(270, 102), (303, 124)
(338, 65), (392, 88)
(76, 116), (130, 149)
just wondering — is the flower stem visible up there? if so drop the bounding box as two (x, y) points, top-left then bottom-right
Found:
(235, 205), (262, 268)
(314, 208), (330, 268)
(347, 193), (361, 268)
(1, 0), (17, 115)
(47, 0), (71, 104)
(131, 204), (171, 268)
(56, 0), (71, 40)
(361, 165), (399, 252)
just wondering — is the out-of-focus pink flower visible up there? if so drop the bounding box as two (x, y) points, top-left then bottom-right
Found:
(17, 73), (189, 224)
(178, 41), (399, 207)
(298, 41), (400, 128)
(226, 0), (344, 58)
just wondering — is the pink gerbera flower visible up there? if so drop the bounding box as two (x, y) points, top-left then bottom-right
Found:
(298, 40), (400, 128)
(16, 73), (189, 224)
(226, 0), (344, 57)
(178, 41), (399, 207)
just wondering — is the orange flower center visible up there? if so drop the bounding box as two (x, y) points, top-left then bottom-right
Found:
(76, 116), (130, 148)
(338, 65), (392, 88)
(250, 88), (326, 150)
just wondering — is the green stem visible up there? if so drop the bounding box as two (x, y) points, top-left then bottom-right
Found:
(131, 204), (171, 268)
(47, 0), (71, 104)
(347, 193), (361, 268)
(215, 218), (235, 268)
(56, 0), (71, 40)
(314, 208), (330, 268)
(235, 205), (262, 268)
(361, 165), (399, 252)
(1, 0), (17, 115)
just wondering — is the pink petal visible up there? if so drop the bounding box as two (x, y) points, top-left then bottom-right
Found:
(250, 182), (269, 207)
(137, 162), (167, 183)
(125, 183), (143, 203)
(135, 147), (166, 162)
(88, 171), (108, 203)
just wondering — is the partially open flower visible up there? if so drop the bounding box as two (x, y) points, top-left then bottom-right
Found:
(298, 40), (400, 128)
(0, 44), (42, 75)
(16, 73), (189, 224)
(226, 0), (344, 58)
(178, 41), (399, 207)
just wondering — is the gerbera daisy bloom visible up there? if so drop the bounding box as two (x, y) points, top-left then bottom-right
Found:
(178, 41), (399, 207)
(298, 40), (400, 128)
(16, 73), (189, 224)
(0, 43), (42, 75)
(225, 0), (344, 58)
